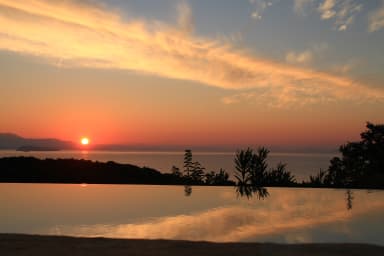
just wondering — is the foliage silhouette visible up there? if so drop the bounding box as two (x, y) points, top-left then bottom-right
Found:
(170, 165), (182, 178)
(184, 185), (192, 196)
(265, 162), (296, 186)
(183, 149), (193, 178)
(308, 169), (327, 186)
(204, 171), (217, 185)
(235, 183), (269, 199)
(251, 147), (269, 186)
(234, 147), (273, 199)
(190, 161), (205, 184)
(171, 149), (233, 186)
(205, 168), (231, 185)
(234, 148), (254, 186)
(308, 122), (384, 188)
(233, 147), (297, 199)
(345, 189), (353, 210)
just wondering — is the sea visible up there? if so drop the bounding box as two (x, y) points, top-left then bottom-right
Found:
(0, 150), (337, 182)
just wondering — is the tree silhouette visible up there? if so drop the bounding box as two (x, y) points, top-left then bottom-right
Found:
(190, 161), (205, 183)
(251, 147), (269, 186)
(215, 168), (230, 184)
(234, 148), (254, 187)
(170, 165), (182, 177)
(184, 185), (192, 196)
(205, 171), (216, 185)
(177, 149), (232, 186)
(234, 147), (271, 199)
(309, 169), (327, 186)
(183, 149), (193, 178)
(205, 168), (231, 185)
(345, 189), (353, 210)
(326, 122), (384, 188)
(266, 162), (296, 186)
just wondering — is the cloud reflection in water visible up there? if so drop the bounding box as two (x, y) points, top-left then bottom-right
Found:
(51, 189), (384, 242)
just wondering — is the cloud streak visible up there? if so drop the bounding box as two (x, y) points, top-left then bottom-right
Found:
(49, 189), (384, 242)
(177, 0), (194, 34)
(0, 0), (382, 105)
(285, 43), (327, 66)
(369, 0), (384, 32)
(295, 0), (363, 31)
(317, 0), (363, 31)
(249, 0), (275, 20)
(286, 50), (313, 65)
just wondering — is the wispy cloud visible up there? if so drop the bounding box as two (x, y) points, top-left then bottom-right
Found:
(249, 0), (275, 20)
(332, 59), (359, 74)
(317, 0), (363, 31)
(294, 0), (363, 31)
(294, 0), (315, 15)
(48, 189), (384, 242)
(369, 0), (384, 32)
(177, 0), (194, 34)
(286, 50), (314, 65)
(222, 86), (338, 108)
(0, 0), (382, 106)
(285, 43), (327, 65)
(318, 0), (336, 19)
(221, 92), (258, 105)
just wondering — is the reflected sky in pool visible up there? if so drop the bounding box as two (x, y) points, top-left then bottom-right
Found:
(0, 184), (383, 245)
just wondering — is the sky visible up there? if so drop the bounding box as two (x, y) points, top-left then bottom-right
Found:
(0, 0), (383, 150)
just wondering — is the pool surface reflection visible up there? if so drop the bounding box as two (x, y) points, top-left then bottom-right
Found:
(1, 184), (383, 245)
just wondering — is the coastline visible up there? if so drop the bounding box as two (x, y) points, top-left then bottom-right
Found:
(1, 156), (383, 189)
(1, 234), (383, 256)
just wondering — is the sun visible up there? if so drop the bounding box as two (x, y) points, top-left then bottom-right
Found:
(81, 137), (89, 145)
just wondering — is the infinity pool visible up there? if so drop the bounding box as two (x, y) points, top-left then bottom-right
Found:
(1, 184), (383, 245)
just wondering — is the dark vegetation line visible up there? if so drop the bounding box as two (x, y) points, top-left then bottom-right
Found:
(168, 122), (384, 190)
(0, 122), (383, 190)
(0, 157), (181, 185)
(307, 122), (384, 189)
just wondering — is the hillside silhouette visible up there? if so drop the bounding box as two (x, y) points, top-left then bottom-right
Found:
(0, 157), (183, 184)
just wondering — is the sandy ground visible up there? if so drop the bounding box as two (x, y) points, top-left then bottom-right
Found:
(1, 234), (383, 256)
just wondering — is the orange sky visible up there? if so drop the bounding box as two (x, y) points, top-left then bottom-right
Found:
(0, 0), (383, 149)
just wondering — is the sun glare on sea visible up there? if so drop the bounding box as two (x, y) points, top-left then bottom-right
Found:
(81, 137), (89, 145)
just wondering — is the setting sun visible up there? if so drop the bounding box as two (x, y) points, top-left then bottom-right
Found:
(81, 137), (89, 145)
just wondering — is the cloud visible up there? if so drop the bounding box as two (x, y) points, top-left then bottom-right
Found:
(249, 0), (275, 20)
(0, 0), (382, 106)
(332, 59), (358, 74)
(285, 43), (327, 65)
(294, 0), (315, 15)
(318, 0), (336, 19)
(48, 189), (384, 242)
(294, 0), (363, 31)
(222, 86), (338, 108)
(317, 0), (363, 31)
(221, 92), (257, 105)
(177, 0), (194, 34)
(286, 50), (313, 64)
(369, 1), (384, 32)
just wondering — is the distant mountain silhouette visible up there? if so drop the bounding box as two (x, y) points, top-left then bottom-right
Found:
(0, 133), (338, 153)
(0, 133), (74, 150)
